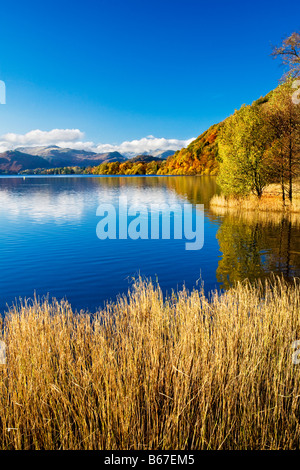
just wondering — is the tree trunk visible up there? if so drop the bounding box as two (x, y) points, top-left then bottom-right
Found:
(288, 120), (293, 202)
(281, 172), (285, 203)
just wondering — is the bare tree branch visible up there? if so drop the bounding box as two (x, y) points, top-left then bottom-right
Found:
(272, 32), (300, 78)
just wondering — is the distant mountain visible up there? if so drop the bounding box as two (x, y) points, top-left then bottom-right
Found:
(128, 155), (164, 163)
(0, 151), (53, 173)
(16, 146), (127, 167)
(122, 149), (176, 159)
(152, 150), (176, 159)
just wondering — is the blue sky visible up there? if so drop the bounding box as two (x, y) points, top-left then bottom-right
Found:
(0, 0), (300, 154)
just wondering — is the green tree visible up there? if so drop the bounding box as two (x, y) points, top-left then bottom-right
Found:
(217, 104), (271, 197)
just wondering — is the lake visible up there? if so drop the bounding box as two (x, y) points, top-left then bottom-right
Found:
(0, 175), (300, 313)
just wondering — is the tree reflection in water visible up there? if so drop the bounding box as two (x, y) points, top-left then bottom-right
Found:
(210, 207), (300, 290)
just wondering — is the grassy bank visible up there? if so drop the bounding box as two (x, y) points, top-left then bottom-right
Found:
(1, 277), (300, 449)
(210, 180), (300, 213)
(210, 193), (300, 213)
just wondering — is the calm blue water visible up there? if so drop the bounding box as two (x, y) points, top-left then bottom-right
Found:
(0, 176), (221, 313)
(1, 175), (300, 314)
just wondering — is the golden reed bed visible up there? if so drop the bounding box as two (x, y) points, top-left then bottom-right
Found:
(210, 193), (300, 214)
(1, 277), (300, 449)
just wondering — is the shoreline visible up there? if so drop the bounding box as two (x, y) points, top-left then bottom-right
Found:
(0, 173), (202, 178)
(210, 193), (300, 214)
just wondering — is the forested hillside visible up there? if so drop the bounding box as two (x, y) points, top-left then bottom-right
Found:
(158, 123), (222, 175)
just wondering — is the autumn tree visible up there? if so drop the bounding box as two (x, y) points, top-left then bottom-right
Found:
(217, 104), (271, 197)
(264, 79), (300, 201)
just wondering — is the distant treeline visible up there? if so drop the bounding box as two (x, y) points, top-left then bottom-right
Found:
(20, 135), (220, 176)
(21, 160), (166, 176)
(20, 155), (217, 176)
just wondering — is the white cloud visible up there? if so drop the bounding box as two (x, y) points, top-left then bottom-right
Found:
(94, 136), (195, 157)
(0, 128), (195, 157)
(0, 129), (83, 148)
